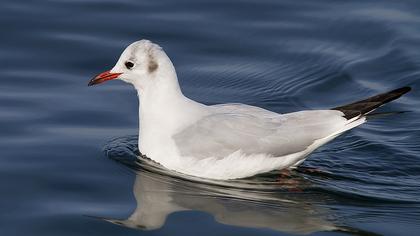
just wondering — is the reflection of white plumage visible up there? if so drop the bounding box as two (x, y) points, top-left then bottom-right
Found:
(90, 39), (411, 180)
(101, 169), (340, 234)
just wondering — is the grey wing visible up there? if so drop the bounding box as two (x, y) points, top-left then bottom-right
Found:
(173, 104), (348, 159)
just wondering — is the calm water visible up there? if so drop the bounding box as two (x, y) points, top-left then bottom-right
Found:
(1, 0), (420, 235)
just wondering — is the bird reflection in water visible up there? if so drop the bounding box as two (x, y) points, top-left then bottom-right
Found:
(94, 151), (376, 235)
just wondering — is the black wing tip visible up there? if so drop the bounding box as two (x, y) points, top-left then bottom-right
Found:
(333, 86), (412, 120)
(389, 86), (411, 95)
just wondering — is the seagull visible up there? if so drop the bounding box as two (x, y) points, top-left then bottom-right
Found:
(89, 39), (411, 180)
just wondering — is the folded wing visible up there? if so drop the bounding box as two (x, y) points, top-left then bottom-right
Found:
(173, 104), (348, 159)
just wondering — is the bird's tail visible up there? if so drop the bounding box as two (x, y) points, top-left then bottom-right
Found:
(332, 86), (411, 120)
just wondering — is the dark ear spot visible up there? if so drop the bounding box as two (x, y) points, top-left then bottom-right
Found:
(148, 60), (158, 73)
(148, 54), (158, 73)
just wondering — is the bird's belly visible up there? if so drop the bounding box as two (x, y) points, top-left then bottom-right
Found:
(139, 135), (182, 167)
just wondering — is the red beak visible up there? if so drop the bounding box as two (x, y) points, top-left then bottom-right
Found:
(88, 70), (122, 86)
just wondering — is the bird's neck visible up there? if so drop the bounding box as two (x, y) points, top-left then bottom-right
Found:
(136, 68), (208, 158)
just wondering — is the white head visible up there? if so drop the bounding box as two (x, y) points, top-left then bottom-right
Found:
(89, 40), (180, 94)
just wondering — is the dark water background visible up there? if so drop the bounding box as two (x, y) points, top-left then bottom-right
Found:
(1, 0), (420, 235)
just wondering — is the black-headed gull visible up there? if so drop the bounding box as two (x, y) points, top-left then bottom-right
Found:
(89, 39), (411, 180)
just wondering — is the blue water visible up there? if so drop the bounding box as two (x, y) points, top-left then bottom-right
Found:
(1, 0), (420, 235)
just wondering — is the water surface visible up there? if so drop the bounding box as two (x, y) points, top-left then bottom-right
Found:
(1, 0), (420, 235)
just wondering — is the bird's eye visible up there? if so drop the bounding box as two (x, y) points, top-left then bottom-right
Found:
(125, 61), (134, 69)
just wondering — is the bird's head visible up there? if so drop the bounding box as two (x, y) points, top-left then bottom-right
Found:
(89, 39), (177, 93)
